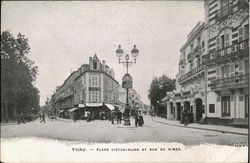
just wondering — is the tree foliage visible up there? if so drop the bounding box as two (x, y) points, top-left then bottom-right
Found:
(1, 31), (40, 119)
(148, 75), (175, 107)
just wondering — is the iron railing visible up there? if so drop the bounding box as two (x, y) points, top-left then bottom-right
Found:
(178, 64), (205, 83)
(211, 74), (249, 90)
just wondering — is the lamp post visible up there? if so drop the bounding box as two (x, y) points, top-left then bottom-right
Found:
(115, 44), (139, 126)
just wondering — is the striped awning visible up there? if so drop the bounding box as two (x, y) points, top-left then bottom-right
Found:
(68, 108), (78, 112)
(105, 104), (115, 111)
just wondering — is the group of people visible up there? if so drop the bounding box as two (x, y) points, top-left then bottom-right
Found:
(134, 109), (144, 127)
(110, 110), (122, 124)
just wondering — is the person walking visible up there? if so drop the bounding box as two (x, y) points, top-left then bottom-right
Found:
(117, 110), (122, 124)
(183, 109), (189, 126)
(138, 110), (144, 126)
(40, 113), (45, 123)
(18, 113), (25, 124)
(134, 110), (139, 127)
(111, 111), (115, 124)
(73, 111), (77, 122)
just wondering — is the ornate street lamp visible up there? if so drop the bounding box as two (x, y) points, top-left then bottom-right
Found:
(115, 44), (139, 126)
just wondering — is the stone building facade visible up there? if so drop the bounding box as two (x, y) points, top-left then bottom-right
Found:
(53, 54), (119, 118)
(163, 0), (249, 123)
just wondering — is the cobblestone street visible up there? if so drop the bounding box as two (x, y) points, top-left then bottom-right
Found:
(1, 115), (248, 146)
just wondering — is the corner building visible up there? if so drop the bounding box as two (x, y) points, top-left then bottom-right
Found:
(203, 0), (249, 120)
(54, 54), (119, 119)
(164, 0), (249, 124)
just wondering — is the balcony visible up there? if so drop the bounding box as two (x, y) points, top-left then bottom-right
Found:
(216, 3), (233, 21)
(178, 64), (205, 83)
(211, 74), (249, 90)
(203, 39), (249, 64)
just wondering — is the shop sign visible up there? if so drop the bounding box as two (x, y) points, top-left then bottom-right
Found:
(122, 74), (133, 89)
(208, 40), (248, 61)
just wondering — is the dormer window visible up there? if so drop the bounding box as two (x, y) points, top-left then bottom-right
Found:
(93, 61), (97, 69)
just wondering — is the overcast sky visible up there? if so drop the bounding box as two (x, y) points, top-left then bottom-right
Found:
(2, 1), (204, 105)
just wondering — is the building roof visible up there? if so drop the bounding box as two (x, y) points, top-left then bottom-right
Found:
(180, 21), (205, 52)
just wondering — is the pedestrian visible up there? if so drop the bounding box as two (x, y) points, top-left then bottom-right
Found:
(183, 109), (189, 126)
(18, 113), (25, 124)
(40, 113), (45, 123)
(87, 111), (91, 122)
(73, 111), (77, 122)
(138, 110), (144, 127)
(117, 110), (122, 124)
(134, 110), (139, 127)
(111, 111), (115, 124)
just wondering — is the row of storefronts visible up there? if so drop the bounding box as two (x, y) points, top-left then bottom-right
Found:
(52, 54), (121, 120)
(161, 0), (249, 125)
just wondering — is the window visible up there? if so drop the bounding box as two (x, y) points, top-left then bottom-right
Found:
(93, 61), (97, 69)
(202, 41), (205, 48)
(244, 24), (249, 40)
(91, 75), (99, 87)
(222, 65), (230, 78)
(197, 37), (201, 46)
(238, 27), (243, 42)
(220, 35), (225, 49)
(91, 91), (99, 102)
(190, 44), (193, 52)
(225, 33), (229, 47)
(209, 104), (215, 113)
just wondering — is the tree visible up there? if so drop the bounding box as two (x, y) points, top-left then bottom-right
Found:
(148, 75), (175, 115)
(1, 31), (39, 121)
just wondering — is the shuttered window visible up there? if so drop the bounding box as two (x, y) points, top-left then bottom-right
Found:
(230, 63), (235, 77)
(216, 37), (220, 50)
(238, 27), (243, 42)
(225, 33), (230, 47)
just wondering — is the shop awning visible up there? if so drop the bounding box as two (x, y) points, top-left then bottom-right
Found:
(68, 108), (78, 112)
(85, 103), (103, 107)
(59, 110), (64, 113)
(78, 104), (85, 108)
(105, 104), (115, 111)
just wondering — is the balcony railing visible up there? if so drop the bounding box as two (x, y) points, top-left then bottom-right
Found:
(211, 74), (249, 90)
(216, 3), (233, 21)
(178, 64), (205, 83)
(203, 39), (249, 64)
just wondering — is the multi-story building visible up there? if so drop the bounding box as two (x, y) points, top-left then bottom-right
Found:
(203, 0), (249, 121)
(54, 54), (119, 119)
(163, 0), (249, 124)
(164, 21), (208, 122)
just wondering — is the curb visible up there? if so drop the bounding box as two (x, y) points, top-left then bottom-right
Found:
(151, 118), (248, 136)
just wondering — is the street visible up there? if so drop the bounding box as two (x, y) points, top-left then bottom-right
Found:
(1, 115), (247, 146)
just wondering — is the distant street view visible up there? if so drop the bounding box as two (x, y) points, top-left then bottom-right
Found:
(1, 0), (249, 147)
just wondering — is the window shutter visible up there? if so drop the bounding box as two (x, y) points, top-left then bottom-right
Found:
(238, 61), (244, 76)
(230, 63), (235, 77)
(216, 67), (221, 79)
(216, 37), (220, 50)
(238, 27), (243, 42)
(225, 33), (230, 47)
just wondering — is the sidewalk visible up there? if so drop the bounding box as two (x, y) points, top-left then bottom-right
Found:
(150, 116), (248, 136)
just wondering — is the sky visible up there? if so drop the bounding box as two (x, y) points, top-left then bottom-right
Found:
(1, 1), (204, 106)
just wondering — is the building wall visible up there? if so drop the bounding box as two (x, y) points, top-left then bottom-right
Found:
(204, 0), (249, 119)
